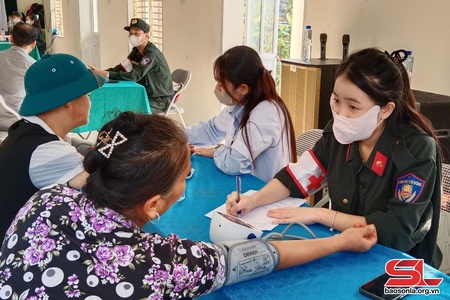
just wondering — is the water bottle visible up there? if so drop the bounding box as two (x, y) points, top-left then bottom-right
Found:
(404, 50), (414, 81)
(0, 28), (5, 41)
(302, 25), (312, 62)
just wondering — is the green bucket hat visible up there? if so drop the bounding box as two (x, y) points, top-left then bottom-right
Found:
(20, 53), (106, 116)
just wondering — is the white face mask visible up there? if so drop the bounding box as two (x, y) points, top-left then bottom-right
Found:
(26, 20), (31, 25)
(331, 104), (382, 144)
(129, 35), (144, 47)
(214, 89), (235, 106)
(12, 19), (20, 25)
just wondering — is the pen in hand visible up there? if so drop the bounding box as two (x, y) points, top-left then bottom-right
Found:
(236, 176), (242, 218)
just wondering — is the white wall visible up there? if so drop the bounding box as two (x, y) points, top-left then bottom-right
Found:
(39, 0), (450, 123)
(43, 0), (244, 126)
(304, 0), (450, 96)
(97, 0), (129, 69)
(17, 0), (42, 15)
(163, 0), (245, 126)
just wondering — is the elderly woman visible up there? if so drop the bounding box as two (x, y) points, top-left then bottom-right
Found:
(0, 112), (376, 299)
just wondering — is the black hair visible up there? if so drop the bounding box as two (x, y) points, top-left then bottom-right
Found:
(336, 48), (438, 143)
(10, 11), (22, 18)
(11, 23), (37, 47)
(27, 14), (41, 30)
(83, 112), (189, 213)
(213, 45), (297, 165)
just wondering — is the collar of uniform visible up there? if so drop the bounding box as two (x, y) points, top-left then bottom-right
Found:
(390, 123), (422, 170)
(346, 126), (397, 175)
(143, 41), (152, 50)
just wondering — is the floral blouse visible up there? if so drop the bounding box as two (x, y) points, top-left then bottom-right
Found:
(0, 185), (226, 299)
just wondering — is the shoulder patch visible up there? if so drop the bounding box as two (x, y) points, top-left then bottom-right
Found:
(140, 56), (150, 65)
(395, 172), (425, 203)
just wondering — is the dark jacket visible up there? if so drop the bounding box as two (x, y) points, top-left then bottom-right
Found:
(108, 42), (173, 113)
(276, 120), (442, 267)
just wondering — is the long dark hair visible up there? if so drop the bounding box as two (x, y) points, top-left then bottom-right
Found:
(27, 14), (41, 30)
(336, 48), (438, 143)
(213, 45), (297, 164)
(83, 112), (189, 212)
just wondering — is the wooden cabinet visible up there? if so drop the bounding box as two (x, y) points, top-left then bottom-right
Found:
(280, 58), (341, 137)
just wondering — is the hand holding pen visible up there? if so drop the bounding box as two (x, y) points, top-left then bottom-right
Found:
(236, 176), (242, 218)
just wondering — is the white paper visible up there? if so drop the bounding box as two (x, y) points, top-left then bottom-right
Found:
(205, 190), (306, 231)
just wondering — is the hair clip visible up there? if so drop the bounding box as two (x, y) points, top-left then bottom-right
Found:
(96, 130), (128, 158)
(384, 49), (408, 64)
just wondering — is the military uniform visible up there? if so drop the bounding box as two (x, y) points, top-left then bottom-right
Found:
(107, 42), (173, 114)
(275, 120), (442, 267)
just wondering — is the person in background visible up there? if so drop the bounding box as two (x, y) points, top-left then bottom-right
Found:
(89, 18), (173, 114)
(34, 4), (45, 30)
(0, 22), (37, 124)
(0, 53), (105, 243)
(186, 45), (297, 182)
(9, 11), (23, 25)
(227, 48), (443, 268)
(0, 112), (377, 298)
(26, 14), (46, 57)
(26, 3), (39, 17)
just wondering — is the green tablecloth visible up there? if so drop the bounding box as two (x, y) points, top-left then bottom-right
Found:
(0, 41), (41, 60)
(72, 81), (152, 133)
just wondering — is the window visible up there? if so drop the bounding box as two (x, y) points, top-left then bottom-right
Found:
(92, 0), (99, 33)
(50, 0), (64, 36)
(133, 0), (163, 50)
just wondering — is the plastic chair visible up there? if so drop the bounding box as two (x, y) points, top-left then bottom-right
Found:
(44, 35), (60, 55)
(162, 69), (192, 128)
(0, 94), (21, 143)
(295, 129), (330, 208)
(295, 129), (324, 157)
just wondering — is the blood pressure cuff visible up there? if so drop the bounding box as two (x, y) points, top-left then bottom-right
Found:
(215, 239), (279, 286)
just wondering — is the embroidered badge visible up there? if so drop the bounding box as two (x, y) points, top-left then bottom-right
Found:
(371, 151), (388, 176)
(140, 56), (150, 65)
(396, 172), (425, 203)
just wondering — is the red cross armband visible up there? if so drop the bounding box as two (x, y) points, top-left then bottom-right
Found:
(286, 150), (327, 198)
(120, 58), (133, 72)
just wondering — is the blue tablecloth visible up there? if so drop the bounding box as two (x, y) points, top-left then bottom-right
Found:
(143, 155), (450, 299)
(0, 41), (41, 60)
(72, 81), (151, 133)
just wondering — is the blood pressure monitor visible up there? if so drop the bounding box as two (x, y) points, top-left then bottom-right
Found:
(209, 211), (263, 243)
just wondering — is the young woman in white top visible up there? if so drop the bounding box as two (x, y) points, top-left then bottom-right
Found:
(186, 45), (296, 182)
